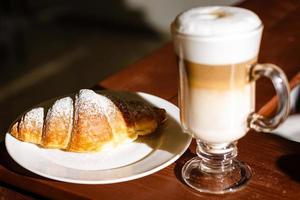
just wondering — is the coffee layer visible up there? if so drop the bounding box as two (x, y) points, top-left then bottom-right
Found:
(183, 58), (257, 90)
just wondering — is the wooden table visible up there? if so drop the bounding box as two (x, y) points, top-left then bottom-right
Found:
(1, 0), (300, 199)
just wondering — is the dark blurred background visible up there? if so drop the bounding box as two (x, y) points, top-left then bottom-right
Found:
(0, 0), (240, 138)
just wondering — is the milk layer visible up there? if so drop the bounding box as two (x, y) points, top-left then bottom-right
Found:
(181, 84), (254, 143)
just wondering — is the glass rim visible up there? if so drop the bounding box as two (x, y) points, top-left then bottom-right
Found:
(171, 22), (264, 39)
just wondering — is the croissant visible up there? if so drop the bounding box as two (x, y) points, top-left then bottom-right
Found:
(10, 89), (166, 152)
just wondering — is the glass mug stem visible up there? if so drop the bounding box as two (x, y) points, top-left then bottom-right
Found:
(196, 141), (237, 174)
(248, 64), (290, 132)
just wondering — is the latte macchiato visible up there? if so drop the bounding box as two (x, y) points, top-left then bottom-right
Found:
(173, 6), (290, 193)
(172, 6), (263, 143)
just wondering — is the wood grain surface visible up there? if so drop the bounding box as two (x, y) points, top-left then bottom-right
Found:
(1, 0), (300, 199)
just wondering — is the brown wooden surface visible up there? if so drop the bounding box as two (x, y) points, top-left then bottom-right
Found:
(1, 0), (300, 199)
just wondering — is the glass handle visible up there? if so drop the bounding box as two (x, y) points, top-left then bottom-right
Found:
(248, 64), (290, 132)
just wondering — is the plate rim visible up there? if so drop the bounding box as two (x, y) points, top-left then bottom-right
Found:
(5, 91), (192, 184)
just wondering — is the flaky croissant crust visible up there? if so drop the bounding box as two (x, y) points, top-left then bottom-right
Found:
(10, 89), (166, 152)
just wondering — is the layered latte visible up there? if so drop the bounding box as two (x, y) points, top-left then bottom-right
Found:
(172, 6), (263, 143)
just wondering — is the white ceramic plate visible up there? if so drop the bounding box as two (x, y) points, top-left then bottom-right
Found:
(5, 92), (192, 184)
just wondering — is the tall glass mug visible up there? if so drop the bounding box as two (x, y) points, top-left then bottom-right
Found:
(171, 6), (290, 194)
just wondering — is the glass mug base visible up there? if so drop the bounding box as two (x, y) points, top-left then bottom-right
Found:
(182, 157), (251, 194)
(181, 141), (251, 194)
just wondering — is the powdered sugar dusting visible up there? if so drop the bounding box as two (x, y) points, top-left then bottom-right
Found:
(97, 94), (117, 119)
(76, 89), (102, 116)
(46, 97), (73, 121)
(76, 89), (116, 117)
(23, 107), (44, 129)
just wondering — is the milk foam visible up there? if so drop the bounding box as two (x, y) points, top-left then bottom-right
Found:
(174, 6), (261, 37)
(172, 6), (263, 65)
